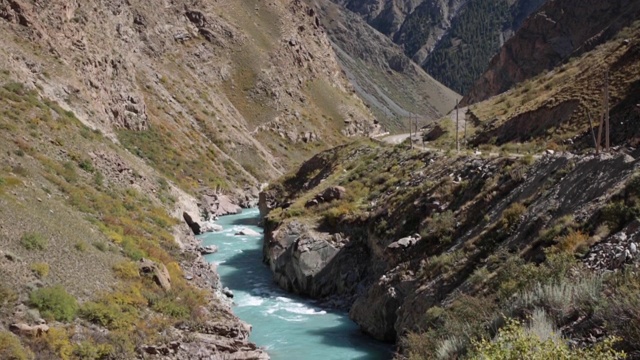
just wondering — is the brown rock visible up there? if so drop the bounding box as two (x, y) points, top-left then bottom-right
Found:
(9, 323), (49, 337)
(138, 259), (171, 291)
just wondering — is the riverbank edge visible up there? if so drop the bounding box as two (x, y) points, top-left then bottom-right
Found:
(170, 216), (270, 359)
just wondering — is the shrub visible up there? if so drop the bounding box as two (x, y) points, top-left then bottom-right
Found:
(93, 241), (107, 252)
(501, 203), (526, 229)
(30, 262), (50, 278)
(0, 331), (33, 360)
(20, 232), (47, 250)
(72, 341), (113, 359)
(79, 301), (137, 330)
(43, 327), (73, 360)
(112, 261), (139, 280)
(29, 286), (78, 322)
(74, 241), (88, 252)
(61, 161), (78, 183)
(512, 274), (603, 328)
(557, 230), (589, 253)
(93, 171), (104, 187)
(77, 159), (94, 173)
(426, 210), (456, 242)
(0, 284), (17, 309)
(150, 297), (190, 319)
(601, 201), (637, 231)
(469, 319), (624, 359)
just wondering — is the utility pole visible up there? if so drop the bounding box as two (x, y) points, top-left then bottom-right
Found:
(463, 107), (467, 148)
(604, 71), (610, 151)
(587, 108), (598, 152)
(409, 116), (413, 149)
(455, 100), (459, 153)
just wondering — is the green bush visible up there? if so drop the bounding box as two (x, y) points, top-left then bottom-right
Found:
(150, 297), (190, 319)
(77, 159), (94, 173)
(74, 241), (88, 252)
(30, 262), (50, 278)
(601, 201), (637, 231)
(469, 319), (624, 359)
(0, 331), (33, 360)
(426, 210), (455, 242)
(80, 302), (136, 330)
(72, 341), (113, 360)
(0, 284), (17, 309)
(29, 285), (78, 322)
(20, 232), (47, 251)
(501, 203), (526, 229)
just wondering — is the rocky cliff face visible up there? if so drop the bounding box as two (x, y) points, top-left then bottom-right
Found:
(463, 0), (640, 105)
(327, 0), (546, 93)
(260, 139), (640, 356)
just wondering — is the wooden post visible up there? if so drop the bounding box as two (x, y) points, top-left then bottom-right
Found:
(455, 100), (459, 153)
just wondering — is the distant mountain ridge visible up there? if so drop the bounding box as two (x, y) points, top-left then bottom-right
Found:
(330, 0), (546, 94)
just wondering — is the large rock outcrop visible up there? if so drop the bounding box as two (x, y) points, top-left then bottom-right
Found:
(262, 220), (369, 299)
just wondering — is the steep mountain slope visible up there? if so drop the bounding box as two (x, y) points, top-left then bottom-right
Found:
(258, 17), (640, 360)
(463, 0), (640, 105)
(308, 0), (460, 132)
(0, 0), (380, 192)
(330, 0), (546, 94)
(0, 0), (384, 358)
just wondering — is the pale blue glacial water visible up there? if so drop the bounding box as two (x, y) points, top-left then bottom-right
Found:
(198, 208), (392, 360)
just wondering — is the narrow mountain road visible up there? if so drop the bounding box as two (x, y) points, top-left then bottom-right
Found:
(380, 132), (543, 160)
(380, 133), (412, 145)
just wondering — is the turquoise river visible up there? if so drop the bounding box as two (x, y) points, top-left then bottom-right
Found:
(199, 208), (392, 360)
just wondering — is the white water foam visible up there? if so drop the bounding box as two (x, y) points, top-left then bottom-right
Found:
(285, 305), (327, 316)
(238, 295), (264, 307)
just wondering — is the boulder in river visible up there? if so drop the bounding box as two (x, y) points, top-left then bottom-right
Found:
(201, 222), (223, 233)
(235, 228), (261, 236)
(198, 245), (218, 255)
